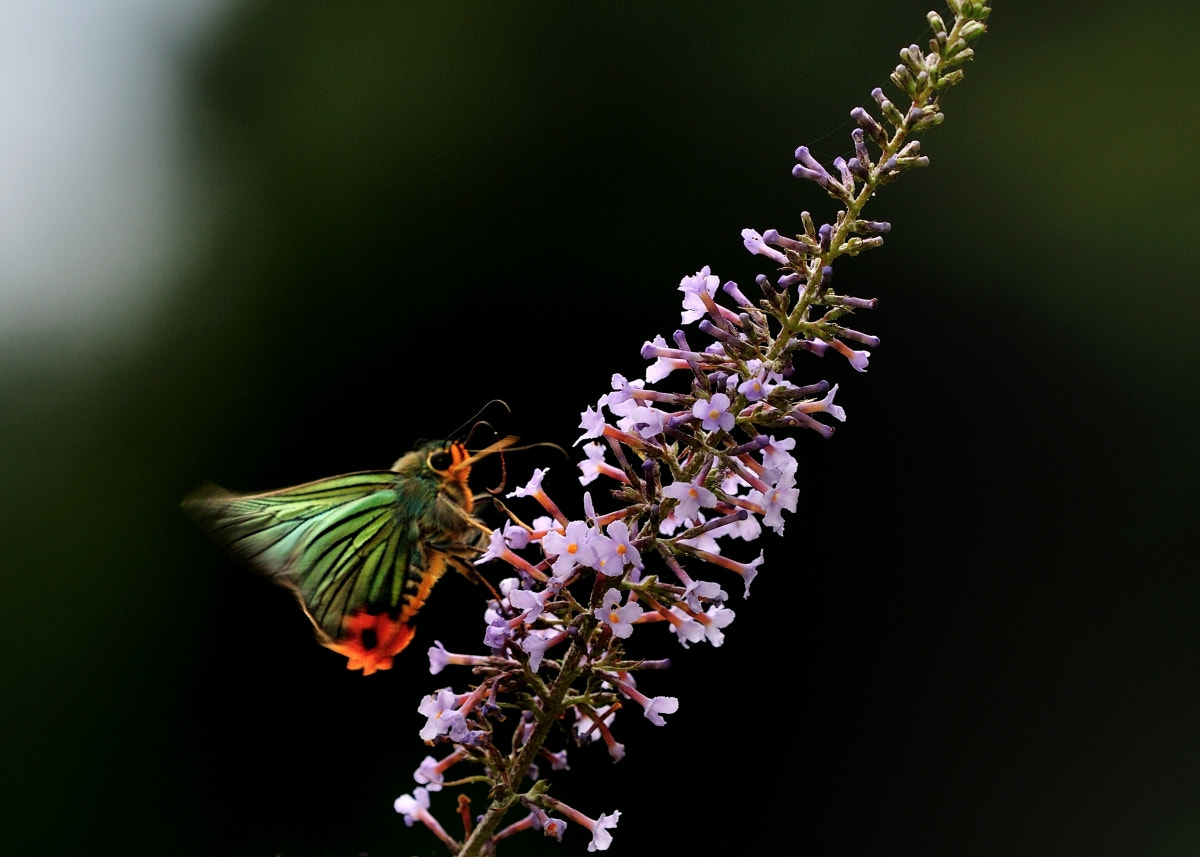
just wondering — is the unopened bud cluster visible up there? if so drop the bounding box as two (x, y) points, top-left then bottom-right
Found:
(393, 4), (989, 854)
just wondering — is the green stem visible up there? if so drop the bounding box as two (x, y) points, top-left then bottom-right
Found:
(456, 640), (588, 857)
(765, 4), (980, 366)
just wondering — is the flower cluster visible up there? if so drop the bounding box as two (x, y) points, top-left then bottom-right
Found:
(392, 4), (989, 854)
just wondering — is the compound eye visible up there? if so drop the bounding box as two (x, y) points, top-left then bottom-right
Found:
(428, 449), (453, 472)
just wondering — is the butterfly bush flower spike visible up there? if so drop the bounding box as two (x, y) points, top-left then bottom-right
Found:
(383, 6), (990, 855)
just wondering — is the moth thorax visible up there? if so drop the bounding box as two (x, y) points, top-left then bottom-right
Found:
(390, 449), (426, 474)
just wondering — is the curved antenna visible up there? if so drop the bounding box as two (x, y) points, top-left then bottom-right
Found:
(502, 441), (568, 458)
(446, 400), (511, 443)
(463, 420), (498, 448)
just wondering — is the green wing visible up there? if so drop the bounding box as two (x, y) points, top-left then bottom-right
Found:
(183, 471), (434, 642)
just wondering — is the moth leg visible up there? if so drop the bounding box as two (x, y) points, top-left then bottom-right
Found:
(432, 492), (495, 535)
(477, 494), (537, 534)
(444, 553), (504, 603)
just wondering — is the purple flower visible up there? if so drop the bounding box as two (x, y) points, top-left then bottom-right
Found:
(427, 641), (450, 675)
(695, 548), (763, 596)
(606, 519), (642, 569)
(831, 338), (872, 371)
(657, 505), (685, 536)
(678, 526), (722, 555)
(589, 810), (621, 852)
(737, 368), (771, 402)
(427, 641), (493, 674)
(759, 471), (799, 536)
(623, 404), (665, 439)
(575, 405), (607, 445)
(595, 588), (642, 639)
(418, 689), (468, 742)
(542, 520), (597, 576)
(644, 334), (688, 382)
(692, 392), (735, 432)
(668, 608), (706, 648)
(509, 587), (546, 623)
(588, 529), (622, 576)
(740, 551), (764, 596)
(577, 441), (607, 486)
(612, 673), (681, 725)
(414, 756), (444, 791)
(796, 381), (847, 422)
(760, 435), (798, 476)
(719, 468), (749, 495)
(606, 374), (642, 415)
(543, 748), (570, 771)
(662, 477), (717, 520)
(394, 787), (430, 826)
(508, 467), (548, 498)
(701, 604), (736, 646)
(678, 266), (720, 324)
(502, 520), (530, 550)
(710, 510), (762, 542)
(473, 528), (510, 566)
(741, 228), (789, 265)
(640, 695), (680, 727)
(484, 617), (513, 650)
(681, 578), (725, 612)
(522, 631), (551, 672)
(543, 817), (568, 841)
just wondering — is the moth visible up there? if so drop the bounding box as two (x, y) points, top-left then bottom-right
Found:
(184, 435), (516, 675)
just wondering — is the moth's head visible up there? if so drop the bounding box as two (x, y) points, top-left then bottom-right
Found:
(423, 441), (462, 476)
(392, 437), (518, 482)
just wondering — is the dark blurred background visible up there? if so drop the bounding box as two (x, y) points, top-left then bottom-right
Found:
(2, 2), (1197, 855)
